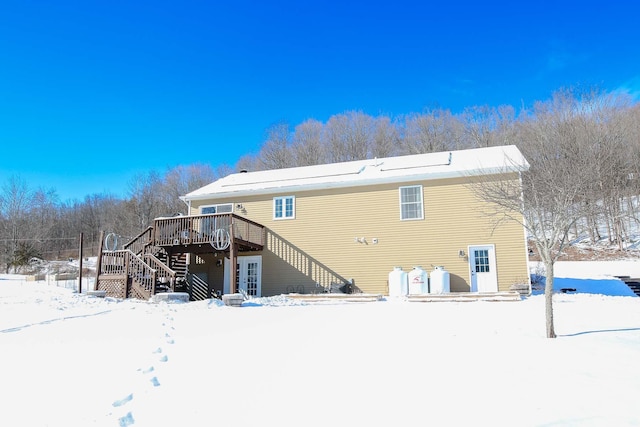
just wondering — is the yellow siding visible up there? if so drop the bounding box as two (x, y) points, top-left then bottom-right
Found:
(189, 175), (529, 296)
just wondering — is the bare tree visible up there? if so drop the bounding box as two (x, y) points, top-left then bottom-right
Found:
(473, 90), (596, 338)
(324, 111), (374, 162)
(259, 122), (294, 169)
(372, 116), (400, 158)
(402, 109), (462, 154)
(460, 105), (516, 148)
(292, 119), (326, 166)
(0, 177), (33, 272)
(161, 163), (219, 215)
(76, 193), (122, 253)
(236, 153), (263, 173)
(29, 188), (60, 258)
(125, 171), (164, 234)
(0, 178), (62, 270)
(588, 93), (638, 248)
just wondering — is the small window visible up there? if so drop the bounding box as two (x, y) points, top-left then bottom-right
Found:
(399, 185), (423, 220)
(274, 196), (295, 220)
(201, 204), (233, 214)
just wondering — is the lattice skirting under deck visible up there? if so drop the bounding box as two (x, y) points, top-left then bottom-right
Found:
(98, 279), (126, 299)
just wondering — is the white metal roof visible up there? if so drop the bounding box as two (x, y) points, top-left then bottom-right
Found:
(182, 145), (529, 201)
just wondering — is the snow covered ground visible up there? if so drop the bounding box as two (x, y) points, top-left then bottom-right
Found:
(1, 263), (639, 427)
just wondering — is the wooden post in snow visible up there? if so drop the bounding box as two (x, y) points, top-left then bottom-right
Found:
(78, 232), (83, 293)
(95, 231), (105, 292)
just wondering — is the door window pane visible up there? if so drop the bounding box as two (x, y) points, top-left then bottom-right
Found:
(246, 262), (258, 296)
(474, 249), (490, 273)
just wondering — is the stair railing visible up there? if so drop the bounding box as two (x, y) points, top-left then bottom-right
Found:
(124, 226), (154, 256)
(144, 253), (177, 292)
(125, 249), (156, 299)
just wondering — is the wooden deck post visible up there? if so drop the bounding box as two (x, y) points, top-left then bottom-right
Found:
(124, 251), (130, 298)
(230, 242), (237, 294)
(95, 231), (104, 292)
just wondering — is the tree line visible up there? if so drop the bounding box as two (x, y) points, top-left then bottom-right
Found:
(1, 87), (639, 274)
(242, 88), (640, 250)
(0, 164), (226, 272)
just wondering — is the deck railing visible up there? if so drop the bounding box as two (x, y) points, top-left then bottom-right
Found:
(99, 250), (128, 276)
(153, 213), (264, 249)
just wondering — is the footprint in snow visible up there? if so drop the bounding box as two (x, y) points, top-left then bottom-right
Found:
(152, 346), (168, 362)
(112, 393), (133, 407)
(138, 366), (154, 374)
(150, 376), (161, 387)
(118, 411), (134, 427)
(162, 324), (175, 333)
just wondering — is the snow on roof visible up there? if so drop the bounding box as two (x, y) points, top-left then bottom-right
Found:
(183, 145), (529, 201)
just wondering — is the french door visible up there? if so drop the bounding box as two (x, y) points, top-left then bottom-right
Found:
(224, 255), (262, 297)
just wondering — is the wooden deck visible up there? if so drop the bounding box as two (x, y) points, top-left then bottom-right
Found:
(127, 213), (265, 253)
(96, 213), (265, 300)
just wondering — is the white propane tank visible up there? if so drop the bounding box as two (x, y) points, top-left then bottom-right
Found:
(388, 267), (408, 296)
(430, 266), (450, 294)
(408, 266), (428, 294)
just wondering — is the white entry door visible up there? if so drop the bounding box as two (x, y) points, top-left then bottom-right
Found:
(224, 256), (262, 297)
(469, 245), (498, 292)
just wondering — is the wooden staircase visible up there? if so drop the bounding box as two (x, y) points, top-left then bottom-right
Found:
(96, 227), (185, 300)
(95, 213), (265, 301)
(616, 276), (640, 297)
(153, 251), (188, 294)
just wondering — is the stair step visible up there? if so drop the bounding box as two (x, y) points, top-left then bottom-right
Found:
(618, 278), (640, 297)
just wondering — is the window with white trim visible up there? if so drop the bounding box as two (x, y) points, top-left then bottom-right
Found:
(273, 196), (295, 220)
(399, 185), (424, 220)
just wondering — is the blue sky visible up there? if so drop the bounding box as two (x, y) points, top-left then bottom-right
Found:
(1, 0), (639, 202)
